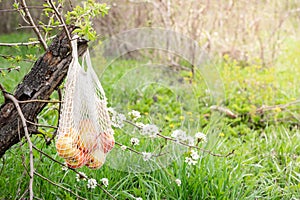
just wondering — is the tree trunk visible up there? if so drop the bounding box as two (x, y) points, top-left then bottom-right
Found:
(0, 27), (88, 158)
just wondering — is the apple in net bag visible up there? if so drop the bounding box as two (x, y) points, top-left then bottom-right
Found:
(56, 37), (115, 169)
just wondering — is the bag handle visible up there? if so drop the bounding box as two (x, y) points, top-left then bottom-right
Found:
(71, 36), (79, 62)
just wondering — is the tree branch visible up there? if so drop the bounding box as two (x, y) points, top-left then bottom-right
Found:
(34, 172), (86, 200)
(19, 0), (48, 50)
(47, 0), (72, 42)
(0, 36), (56, 47)
(210, 105), (238, 119)
(256, 99), (300, 114)
(4, 92), (34, 200)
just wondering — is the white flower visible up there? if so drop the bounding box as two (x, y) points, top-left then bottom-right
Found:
(130, 137), (140, 146)
(128, 110), (141, 121)
(121, 145), (127, 151)
(135, 122), (145, 128)
(107, 107), (116, 114)
(191, 150), (199, 160)
(171, 129), (186, 141)
(107, 128), (115, 135)
(61, 166), (68, 171)
(136, 198), (143, 200)
(185, 136), (195, 146)
(142, 152), (152, 161)
(195, 132), (207, 143)
(100, 178), (109, 187)
(76, 172), (87, 182)
(141, 124), (159, 137)
(175, 179), (181, 186)
(87, 178), (97, 189)
(185, 157), (197, 165)
(111, 113), (126, 128)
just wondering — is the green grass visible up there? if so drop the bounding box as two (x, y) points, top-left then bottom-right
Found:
(1, 33), (300, 199)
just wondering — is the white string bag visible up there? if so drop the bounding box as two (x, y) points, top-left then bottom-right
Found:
(56, 38), (114, 169)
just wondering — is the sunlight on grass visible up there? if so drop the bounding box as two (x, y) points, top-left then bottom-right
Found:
(1, 34), (300, 199)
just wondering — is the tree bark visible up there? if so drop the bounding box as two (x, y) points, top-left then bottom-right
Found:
(0, 27), (88, 158)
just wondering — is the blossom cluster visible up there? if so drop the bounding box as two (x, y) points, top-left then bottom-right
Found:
(74, 171), (109, 190)
(185, 149), (200, 165)
(128, 110), (141, 121)
(171, 130), (207, 146)
(108, 107), (126, 128)
(141, 124), (159, 137)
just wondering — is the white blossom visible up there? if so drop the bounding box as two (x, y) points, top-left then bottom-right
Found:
(107, 107), (116, 114)
(111, 113), (126, 128)
(175, 179), (181, 186)
(121, 145), (127, 151)
(128, 110), (141, 121)
(130, 137), (140, 146)
(195, 132), (207, 143)
(136, 198), (143, 200)
(185, 136), (195, 146)
(171, 129), (186, 141)
(100, 178), (109, 187)
(135, 122), (145, 128)
(191, 150), (199, 160)
(76, 172), (87, 182)
(87, 178), (97, 189)
(185, 157), (197, 165)
(142, 152), (152, 161)
(141, 124), (159, 137)
(61, 166), (68, 171)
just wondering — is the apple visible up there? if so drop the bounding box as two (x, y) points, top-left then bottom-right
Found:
(85, 148), (106, 169)
(100, 132), (115, 153)
(65, 149), (88, 169)
(78, 119), (99, 152)
(56, 134), (78, 159)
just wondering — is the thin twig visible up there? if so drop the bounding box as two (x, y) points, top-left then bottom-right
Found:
(124, 119), (142, 128)
(4, 93), (34, 200)
(115, 141), (142, 155)
(16, 24), (65, 30)
(26, 120), (58, 129)
(124, 120), (234, 157)
(256, 99), (300, 114)
(47, 0), (72, 42)
(34, 172), (86, 200)
(210, 105), (238, 119)
(18, 99), (62, 104)
(0, 35), (56, 47)
(0, 54), (33, 63)
(0, 6), (45, 12)
(157, 133), (234, 157)
(0, 66), (21, 73)
(19, 0), (48, 50)
(96, 183), (117, 200)
(0, 41), (40, 47)
(115, 141), (166, 157)
(18, 188), (29, 200)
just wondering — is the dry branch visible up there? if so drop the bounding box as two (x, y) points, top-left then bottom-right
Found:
(19, 0), (48, 50)
(256, 100), (300, 114)
(3, 92), (34, 200)
(210, 105), (238, 119)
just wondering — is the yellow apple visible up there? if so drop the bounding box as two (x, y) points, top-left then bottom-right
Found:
(56, 133), (78, 159)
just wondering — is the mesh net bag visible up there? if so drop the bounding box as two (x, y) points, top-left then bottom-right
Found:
(56, 38), (114, 169)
